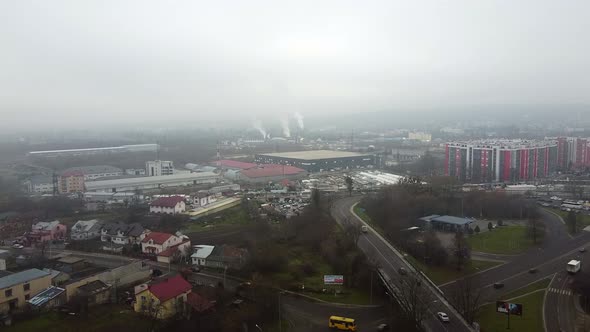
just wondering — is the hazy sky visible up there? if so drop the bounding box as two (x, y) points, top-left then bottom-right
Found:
(1, 1), (589, 130)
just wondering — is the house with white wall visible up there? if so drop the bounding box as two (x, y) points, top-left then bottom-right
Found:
(190, 245), (215, 266)
(149, 196), (186, 215)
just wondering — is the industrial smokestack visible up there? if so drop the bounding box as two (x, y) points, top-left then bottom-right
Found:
(280, 115), (291, 137)
(252, 119), (267, 139)
(294, 112), (304, 130)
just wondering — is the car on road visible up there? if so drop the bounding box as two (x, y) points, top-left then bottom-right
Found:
(361, 225), (368, 233)
(437, 312), (450, 322)
(376, 323), (389, 331)
(398, 267), (407, 275)
(12, 244), (24, 249)
(528, 268), (538, 274)
(191, 266), (201, 272)
(580, 247), (586, 253)
(493, 282), (504, 289)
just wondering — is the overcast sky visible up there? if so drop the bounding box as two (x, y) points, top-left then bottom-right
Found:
(1, 1), (589, 131)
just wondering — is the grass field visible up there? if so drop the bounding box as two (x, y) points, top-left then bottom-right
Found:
(183, 206), (252, 232)
(405, 255), (501, 285)
(476, 279), (549, 332)
(5, 305), (151, 332)
(500, 278), (551, 300)
(267, 245), (373, 305)
(467, 226), (538, 255)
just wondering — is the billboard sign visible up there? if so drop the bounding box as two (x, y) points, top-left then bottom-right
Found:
(496, 301), (523, 316)
(324, 275), (344, 285)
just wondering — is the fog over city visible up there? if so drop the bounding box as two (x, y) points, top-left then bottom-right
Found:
(1, 0), (589, 131)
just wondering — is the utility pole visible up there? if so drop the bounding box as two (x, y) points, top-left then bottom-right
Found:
(370, 270), (373, 305)
(278, 291), (282, 332)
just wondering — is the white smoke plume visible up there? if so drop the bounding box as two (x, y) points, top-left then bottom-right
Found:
(252, 119), (267, 139)
(294, 112), (304, 130)
(280, 115), (291, 137)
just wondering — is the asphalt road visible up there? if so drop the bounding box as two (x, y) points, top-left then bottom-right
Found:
(282, 296), (388, 332)
(331, 196), (474, 332)
(441, 208), (590, 305)
(544, 271), (578, 332)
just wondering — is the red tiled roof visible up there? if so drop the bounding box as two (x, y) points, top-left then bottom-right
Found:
(241, 164), (305, 178)
(186, 292), (214, 312)
(142, 232), (174, 245)
(150, 196), (185, 208)
(157, 239), (190, 257)
(212, 159), (257, 169)
(149, 275), (192, 302)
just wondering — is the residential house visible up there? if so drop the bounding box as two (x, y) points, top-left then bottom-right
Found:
(27, 221), (67, 244)
(149, 196), (186, 215)
(27, 286), (66, 311)
(133, 275), (192, 319)
(58, 170), (85, 193)
(205, 245), (249, 270)
(0, 269), (52, 314)
(77, 280), (112, 305)
(101, 222), (150, 245)
(191, 245), (215, 266)
(0, 250), (9, 271)
(70, 219), (104, 240)
(141, 232), (191, 264)
(193, 192), (218, 207)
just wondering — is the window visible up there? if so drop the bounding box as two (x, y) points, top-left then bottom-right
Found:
(23, 283), (30, 291)
(5, 289), (12, 297)
(25, 294), (30, 301)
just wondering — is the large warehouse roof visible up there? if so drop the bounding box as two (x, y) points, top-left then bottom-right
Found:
(85, 172), (218, 191)
(258, 150), (369, 160)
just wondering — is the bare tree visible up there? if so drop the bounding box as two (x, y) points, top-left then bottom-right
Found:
(450, 277), (482, 324)
(527, 216), (545, 244)
(344, 222), (362, 246)
(393, 272), (431, 329)
(345, 176), (354, 196)
(453, 230), (470, 271)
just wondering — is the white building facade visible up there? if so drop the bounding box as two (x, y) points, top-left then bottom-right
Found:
(146, 160), (174, 177)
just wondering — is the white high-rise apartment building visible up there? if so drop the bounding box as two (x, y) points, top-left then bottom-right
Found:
(146, 160), (174, 176)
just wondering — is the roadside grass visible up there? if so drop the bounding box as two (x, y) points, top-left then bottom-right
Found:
(467, 226), (538, 255)
(266, 245), (372, 305)
(182, 206), (251, 232)
(476, 280), (548, 332)
(353, 205), (371, 224)
(405, 255), (501, 285)
(545, 207), (590, 233)
(5, 304), (151, 332)
(500, 278), (551, 300)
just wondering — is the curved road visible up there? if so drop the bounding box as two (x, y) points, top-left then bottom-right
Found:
(334, 196), (590, 332)
(331, 196), (474, 332)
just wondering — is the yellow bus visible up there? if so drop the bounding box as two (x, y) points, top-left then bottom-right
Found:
(328, 316), (356, 331)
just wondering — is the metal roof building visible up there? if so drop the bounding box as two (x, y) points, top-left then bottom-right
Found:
(255, 150), (374, 172)
(85, 172), (219, 192)
(0, 269), (50, 290)
(27, 286), (66, 308)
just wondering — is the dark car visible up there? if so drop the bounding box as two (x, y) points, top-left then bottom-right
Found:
(580, 247), (586, 253)
(528, 268), (538, 274)
(493, 282), (504, 289)
(398, 267), (407, 275)
(152, 269), (162, 277)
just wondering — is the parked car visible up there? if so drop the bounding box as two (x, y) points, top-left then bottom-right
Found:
(437, 312), (450, 322)
(493, 282), (504, 289)
(12, 244), (24, 249)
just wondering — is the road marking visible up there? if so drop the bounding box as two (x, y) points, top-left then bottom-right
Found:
(548, 288), (572, 296)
